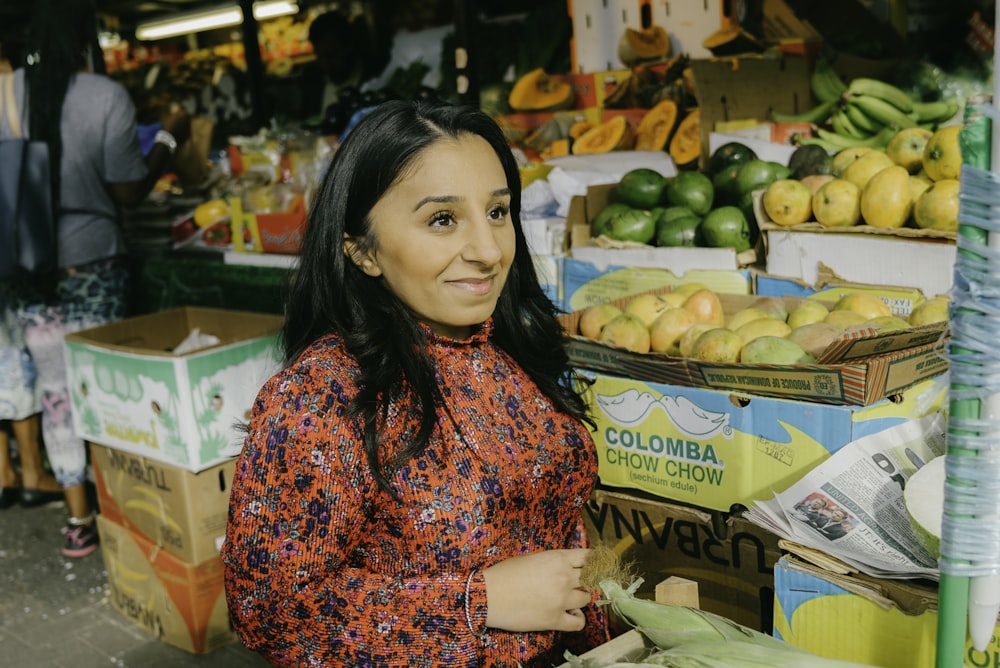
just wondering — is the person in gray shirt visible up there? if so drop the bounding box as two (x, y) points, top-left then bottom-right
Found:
(0, 0), (190, 558)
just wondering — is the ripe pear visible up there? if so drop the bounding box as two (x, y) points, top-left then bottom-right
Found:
(690, 328), (744, 363)
(909, 297), (950, 326)
(624, 293), (673, 327)
(740, 336), (815, 365)
(787, 322), (842, 358)
(598, 314), (651, 354)
(678, 323), (720, 358)
(734, 317), (792, 345)
(682, 288), (725, 326)
(832, 293), (891, 319)
(649, 307), (698, 355)
(887, 127), (933, 174)
(787, 300), (830, 329)
(579, 303), (623, 339)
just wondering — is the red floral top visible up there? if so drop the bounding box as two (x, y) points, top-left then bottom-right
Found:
(222, 320), (607, 667)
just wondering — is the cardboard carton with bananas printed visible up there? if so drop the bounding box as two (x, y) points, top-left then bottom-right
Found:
(97, 514), (235, 655)
(90, 443), (235, 566)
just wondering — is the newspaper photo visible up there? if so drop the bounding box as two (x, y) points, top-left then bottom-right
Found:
(745, 411), (946, 580)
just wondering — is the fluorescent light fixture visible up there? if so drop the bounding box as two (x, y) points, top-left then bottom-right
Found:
(135, 1), (299, 41)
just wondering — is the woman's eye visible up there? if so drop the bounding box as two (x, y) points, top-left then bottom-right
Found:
(429, 211), (455, 227)
(488, 203), (510, 221)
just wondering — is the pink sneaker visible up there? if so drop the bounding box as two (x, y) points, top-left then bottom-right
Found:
(61, 522), (99, 558)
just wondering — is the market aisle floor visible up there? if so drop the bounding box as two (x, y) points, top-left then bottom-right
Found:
(0, 499), (269, 668)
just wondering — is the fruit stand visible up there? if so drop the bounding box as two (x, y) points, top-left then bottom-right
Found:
(6, 0), (995, 664)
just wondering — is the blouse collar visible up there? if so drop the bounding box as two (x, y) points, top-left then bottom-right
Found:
(422, 319), (494, 348)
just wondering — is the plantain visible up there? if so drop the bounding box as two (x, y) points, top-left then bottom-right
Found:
(842, 101), (884, 134)
(912, 98), (960, 123)
(846, 94), (917, 129)
(845, 77), (914, 113)
(771, 99), (836, 124)
(810, 57), (847, 104)
(830, 107), (869, 139)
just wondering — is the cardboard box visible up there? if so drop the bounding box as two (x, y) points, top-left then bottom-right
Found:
(584, 488), (782, 631)
(761, 227), (957, 300)
(566, 183), (754, 273)
(560, 257), (751, 313)
(582, 372), (943, 511)
(97, 514), (236, 655)
(689, 56), (812, 169)
(561, 290), (950, 405)
(90, 442), (235, 565)
(774, 554), (1000, 667)
(65, 307), (284, 472)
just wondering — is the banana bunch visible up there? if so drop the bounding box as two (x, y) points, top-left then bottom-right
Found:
(772, 58), (960, 153)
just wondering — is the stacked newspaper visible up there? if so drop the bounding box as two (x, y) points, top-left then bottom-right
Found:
(745, 411), (946, 581)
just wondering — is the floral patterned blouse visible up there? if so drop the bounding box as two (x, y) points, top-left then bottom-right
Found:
(222, 320), (607, 667)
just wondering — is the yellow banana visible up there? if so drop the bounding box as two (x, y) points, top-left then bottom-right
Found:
(847, 94), (917, 129)
(846, 77), (914, 113)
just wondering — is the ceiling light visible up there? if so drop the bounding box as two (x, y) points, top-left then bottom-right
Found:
(135, 1), (299, 41)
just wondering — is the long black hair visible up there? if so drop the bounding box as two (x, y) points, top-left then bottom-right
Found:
(285, 99), (591, 493)
(24, 0), (98, 212)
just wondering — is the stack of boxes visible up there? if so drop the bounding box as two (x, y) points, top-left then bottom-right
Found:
(64, 307), (284, 654)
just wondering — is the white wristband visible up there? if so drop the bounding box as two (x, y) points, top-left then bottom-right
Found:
(154, 129), (178, 154)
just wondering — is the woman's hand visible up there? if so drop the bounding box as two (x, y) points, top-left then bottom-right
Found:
(483, 549), (592, 633)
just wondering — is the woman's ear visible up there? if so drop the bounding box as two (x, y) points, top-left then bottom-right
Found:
(343, 235), (381, 277)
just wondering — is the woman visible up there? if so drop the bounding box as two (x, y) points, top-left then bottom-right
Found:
(0, 0), (190, 557)
(222, 100), (607, 666)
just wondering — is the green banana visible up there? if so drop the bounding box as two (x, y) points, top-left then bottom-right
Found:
(912, 98), (960, 123)
(795, 136), (845, 153)
(842, 101), (884, 134)
(771, 99), (836, 124)
(830, 107), (869, 139)
(846, 77), (914, 113)
(847, 94), (917, 129)
(815, 125), (895, 150)
(810, 58), (847, 104)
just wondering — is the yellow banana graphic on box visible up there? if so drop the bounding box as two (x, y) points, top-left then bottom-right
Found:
(124, 497), (184, 535)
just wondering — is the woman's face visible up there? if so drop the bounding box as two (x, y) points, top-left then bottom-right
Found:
(351, 133), (516, 339)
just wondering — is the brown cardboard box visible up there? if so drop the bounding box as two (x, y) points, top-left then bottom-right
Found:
(565, 183), (756, 274)
(90, 442), (235, 565)
(97, 514), (236, 654)
(688, 56), (812, 170)
(584, 488), (781, 632)
(560, 288), (949, 405)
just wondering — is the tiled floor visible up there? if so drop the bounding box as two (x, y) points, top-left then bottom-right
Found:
(0, 499), (269, 668)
